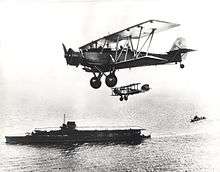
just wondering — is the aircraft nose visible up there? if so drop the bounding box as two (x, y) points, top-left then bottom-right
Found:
(141, 84), (150, 91)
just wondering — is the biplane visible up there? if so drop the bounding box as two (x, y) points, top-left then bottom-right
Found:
(62, 19), (195, 89)
(111, 83), (150, 101)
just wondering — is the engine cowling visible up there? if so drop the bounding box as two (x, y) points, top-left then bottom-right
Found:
(66, 49), (81, 67)
(62, 43), (81, 67)
(141, 84), (150, 91)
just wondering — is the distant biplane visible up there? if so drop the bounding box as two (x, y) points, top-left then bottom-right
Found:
(111, 83), (150, 101)
(62, 19), (195, 89)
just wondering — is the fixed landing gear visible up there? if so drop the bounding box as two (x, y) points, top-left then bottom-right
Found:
(180, 64), (185, 69)
(124, 95), (128, 101)
(105, 73), (117, 88)
(119, 95), (128, 101)
(90, 71), (118, 89)
(120, 96), (123, 101)
(90, 77), (101, 89)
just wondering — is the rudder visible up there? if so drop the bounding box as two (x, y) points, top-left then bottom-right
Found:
(170, 37), (187, 51)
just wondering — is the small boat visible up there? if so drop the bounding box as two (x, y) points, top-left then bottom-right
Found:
(190, 115), (206, 123)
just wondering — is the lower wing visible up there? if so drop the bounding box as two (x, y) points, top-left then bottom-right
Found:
(114, 56), (168, 70)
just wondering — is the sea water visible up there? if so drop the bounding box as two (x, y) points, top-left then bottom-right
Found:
(0, 94), (220, 171)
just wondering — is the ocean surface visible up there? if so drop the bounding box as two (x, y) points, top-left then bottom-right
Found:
(1, 93), (220, 171)
(1, 133), (220, 172)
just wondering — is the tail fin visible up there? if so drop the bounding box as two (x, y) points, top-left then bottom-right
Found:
(168, 37), (195, 68)
(170, 37), (187, 51)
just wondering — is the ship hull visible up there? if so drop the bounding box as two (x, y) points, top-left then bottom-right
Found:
(5, 135), (149, 144)
(5, 129), (150, 144)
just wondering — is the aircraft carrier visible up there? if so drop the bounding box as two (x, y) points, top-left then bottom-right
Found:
(5, 121), (150, 144)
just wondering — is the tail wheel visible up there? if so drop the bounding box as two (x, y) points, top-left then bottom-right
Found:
(90, 77), (101, 89)
(105, 73), (117, 87)
(180, 64), (185, 69)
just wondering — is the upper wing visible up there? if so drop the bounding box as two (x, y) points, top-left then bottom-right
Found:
(79, 20), (179, 49)
(114, 56), (169, 70)
(119, 83), (141, 89)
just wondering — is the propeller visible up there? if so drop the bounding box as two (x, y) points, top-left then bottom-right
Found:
(62, 43), (80, 67)
(62, 43), (68, 55)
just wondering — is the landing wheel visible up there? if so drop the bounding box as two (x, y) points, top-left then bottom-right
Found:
(124, 95), (128, 101)
(90, 77), (101, 89)
(105, 73), (118, 87)
(180, 64), (185, 69)
(119, 96), (123, 101)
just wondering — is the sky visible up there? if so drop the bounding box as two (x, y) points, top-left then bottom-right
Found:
(0, 0), (220, 133)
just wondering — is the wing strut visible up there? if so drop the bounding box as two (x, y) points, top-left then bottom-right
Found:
(114, 35), (120, 60)
(129, 36), (134, 51)
(115, 39), (129, 62)
(101, 39), (107, 54)
(146, 29), (155, 54)
(93, 66), (107, 77)
(136, 28), (155, 58)
(135, 26), (143, 57)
